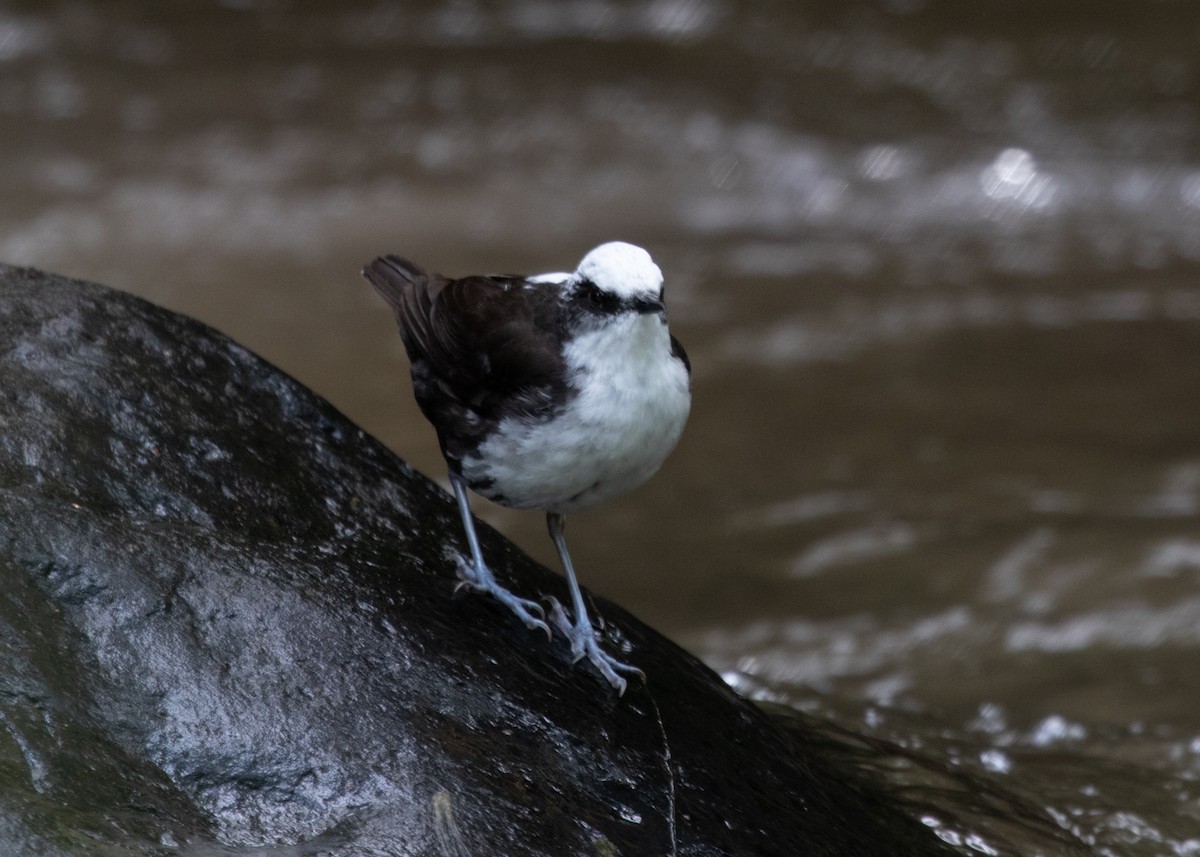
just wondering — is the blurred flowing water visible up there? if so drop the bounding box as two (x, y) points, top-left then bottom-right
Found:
(3, 1), (1200, 854)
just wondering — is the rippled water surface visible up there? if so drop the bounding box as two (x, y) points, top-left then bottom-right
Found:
(4, 1), (1200, 853)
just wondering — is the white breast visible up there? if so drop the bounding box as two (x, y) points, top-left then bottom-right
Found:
(461, 315), (691, 512)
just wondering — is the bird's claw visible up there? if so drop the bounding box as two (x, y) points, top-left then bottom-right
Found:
(544, 596), (575, 639)
(584, 642), (645, 696)
(545, 596), (644, 695)
(455, 559), (551, 638)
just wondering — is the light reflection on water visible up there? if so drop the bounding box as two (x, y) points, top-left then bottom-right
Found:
(3, 0), (1200, 853)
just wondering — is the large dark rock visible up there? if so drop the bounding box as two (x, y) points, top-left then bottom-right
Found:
(0, 263), (953, 855)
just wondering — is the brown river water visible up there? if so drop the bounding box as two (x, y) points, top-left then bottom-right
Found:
(3, 1), (1200, 854)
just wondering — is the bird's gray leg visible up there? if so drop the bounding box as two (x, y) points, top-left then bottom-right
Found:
(545, 512), (645, 695)
(449, 472), (549, 636)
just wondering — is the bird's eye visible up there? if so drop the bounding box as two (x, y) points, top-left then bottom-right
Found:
(581, 281), (617, 312)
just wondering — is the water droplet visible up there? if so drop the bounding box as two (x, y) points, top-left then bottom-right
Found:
(616, 805), (642, 824)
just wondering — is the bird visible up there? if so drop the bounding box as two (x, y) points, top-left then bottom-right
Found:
(362, 241), (691, 694)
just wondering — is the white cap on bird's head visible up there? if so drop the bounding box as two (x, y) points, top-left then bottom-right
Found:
(574, 242), (663, 301)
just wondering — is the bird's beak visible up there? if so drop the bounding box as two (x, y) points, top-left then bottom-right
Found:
(633, 296), (666, 315)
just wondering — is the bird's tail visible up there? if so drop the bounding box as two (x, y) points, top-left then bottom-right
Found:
(362, 255), (428, 315)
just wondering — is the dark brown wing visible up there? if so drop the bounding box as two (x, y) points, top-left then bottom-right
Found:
(669, 333), (691, 376)
(362, 256), (445, 365)
(363, 255), (572, 463)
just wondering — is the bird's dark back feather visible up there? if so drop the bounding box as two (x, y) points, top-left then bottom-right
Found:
(669, 334), (691, 375)
(362, 255), (443, 364)
(363, 256), (574, 469)
(361, 255), (428, 313)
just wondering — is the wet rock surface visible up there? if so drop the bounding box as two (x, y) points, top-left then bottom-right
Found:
(0, 263), (953, 856)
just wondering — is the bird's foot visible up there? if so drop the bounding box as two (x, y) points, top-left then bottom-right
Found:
(545, 596), (575, 640)
(455, 558), (550, 638)
(545, 597), (645, 696)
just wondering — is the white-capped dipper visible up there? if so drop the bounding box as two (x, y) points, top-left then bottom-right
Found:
(363, 242), (691, 694)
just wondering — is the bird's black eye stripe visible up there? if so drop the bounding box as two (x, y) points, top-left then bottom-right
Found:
(579, 280), (622, 313)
